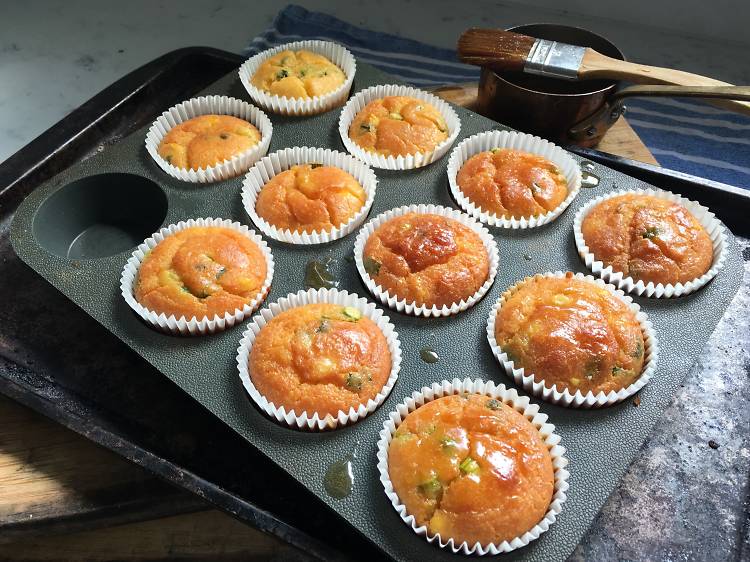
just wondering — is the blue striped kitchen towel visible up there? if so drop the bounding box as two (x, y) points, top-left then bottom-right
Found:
(246, 4), (750, 190)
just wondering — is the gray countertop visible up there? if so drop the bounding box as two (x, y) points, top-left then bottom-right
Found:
(1, 2), (749, 560)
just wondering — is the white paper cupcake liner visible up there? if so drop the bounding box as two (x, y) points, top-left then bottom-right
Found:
(338, 84), (461, 170)
(376, 377), (569, 555)
(573, 188), (727, 298)
(487, 272), (659, 408)
(446, 130), (582, 228)
(238, 41), (356, 116)
(353, 204), (499, 317)
(240, 146), (378, 244)
(145, 96), (273, 183)
(236, 288), (402, 430)
(120, 218), (274, 336)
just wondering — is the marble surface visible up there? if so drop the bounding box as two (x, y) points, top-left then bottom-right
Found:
(1, 2), (749, 560)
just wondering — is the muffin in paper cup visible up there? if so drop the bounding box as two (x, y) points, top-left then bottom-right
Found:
(238, 40), (356, 116)
(236, 288), (402, 430)
(376, 377), (569, 555)
(353, 204), (499, 317)
(145, 96), (273, 183)
(338, 84), (461, 170)
(446, 130), (582, 228)
(241, 146), (378, 244)
(486, 271), (659, 408)
(120, 218), (274, 336)
(573, 188), (727, 298)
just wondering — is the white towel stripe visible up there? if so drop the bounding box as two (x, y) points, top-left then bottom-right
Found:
(627, 106), (750, 132)
(627, 119), (750, 146)
(650, 148), (750, 177)
(633, 97), (738, 118)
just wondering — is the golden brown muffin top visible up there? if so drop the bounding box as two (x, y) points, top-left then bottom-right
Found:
(581, 193), (713, 286)
(255, 164), (367, 234)
(250, 50), (346, 99)
(158, 115), (261, 171)
(494, 274), (645, 395)
(362, 213), (489, 308)
(388, 393), (554, 546)
(349, 96), (448, 157)
(135, 226), (268, 320)
(457, 149), (568, 219)
(249, 303), (392, 417)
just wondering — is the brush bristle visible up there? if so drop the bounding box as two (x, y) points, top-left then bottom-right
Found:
(457, 28), (536, 72)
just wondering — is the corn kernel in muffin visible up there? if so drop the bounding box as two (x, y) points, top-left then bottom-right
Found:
(494, 274), (645, 395)
(251, 50), (346, 99)
(135, 226), (267, 320)
(581, 193), (713, 286)
(255, 164), (367, 234)
(249, 303), (391, 417)
(388, 393), (554, 546)
(457, 149), (568, 219)
(158, 115), (261, 171)
(349, 96), (448, 157)
(362, 213), (489, 308)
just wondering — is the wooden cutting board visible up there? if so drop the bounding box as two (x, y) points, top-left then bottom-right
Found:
(0, 85), (657, 561)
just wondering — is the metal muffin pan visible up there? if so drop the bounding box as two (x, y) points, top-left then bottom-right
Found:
(10, 63), (743, 561)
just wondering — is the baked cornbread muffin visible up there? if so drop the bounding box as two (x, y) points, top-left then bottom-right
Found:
(581, 193), (713, 285)
(494, 274), (645, 395)
(251, 50), (346, 99)
(388, 393), (554, 545)
(255, 164), (367, 234)
(249, 303), (392, 416)
(362, 213), (489, 308)
(135, 226), (268, 319)
(158, 115), (261, 170)
(457, 149), (568, 219)
(349, 96), (448, 157)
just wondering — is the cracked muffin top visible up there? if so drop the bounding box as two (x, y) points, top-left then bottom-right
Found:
(388, 393), (554, 546)
(157, 115), (261, 170)
(248, 303), (392, 417)
(581, 193), (713, 286)
(362, 213), (489, 308)
(494, 274), (645, 395)
(135, 226), (267, 319)
(254, 164), (367, 234)
(456, 148), (568, 219)
(251, 50), (346, 99)
(348, 96), (448, 157)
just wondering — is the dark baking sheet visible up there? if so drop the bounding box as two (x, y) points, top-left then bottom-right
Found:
(6, 50), (745, 561)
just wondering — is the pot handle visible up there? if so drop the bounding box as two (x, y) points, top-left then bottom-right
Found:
(568, 85), (750, 142)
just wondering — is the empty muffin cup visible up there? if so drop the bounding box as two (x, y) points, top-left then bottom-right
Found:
(353, 204), (499, 317)
(236, 287), (402, 430)
(120, 217), (274, 335)
(486, 271), (659, 408)
(241, 146), (378, 244)
(573, 188), (727, 298)
(339, 84), (461, 170)
(446, 129), (582, 228)
(376, 377), (569, 555)
(238, 40), (356, 116)
(145, 95), (273, 183)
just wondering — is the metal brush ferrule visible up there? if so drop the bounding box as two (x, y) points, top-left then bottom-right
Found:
(524, 38), (585, 80)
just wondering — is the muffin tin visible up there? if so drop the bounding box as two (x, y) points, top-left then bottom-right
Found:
(9, 62), (744, 561)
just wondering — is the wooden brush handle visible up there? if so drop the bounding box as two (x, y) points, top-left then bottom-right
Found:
(580, 49), (750, 116)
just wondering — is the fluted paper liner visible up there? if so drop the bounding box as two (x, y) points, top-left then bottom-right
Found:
(446, 130), (582, 228)
(145, 96), (273, 183)
(353, 204), (499, 317)
(236, 288), (402, 430)
(376, 378), (569, 555)
(487, 272), (659, 408)
(238, 41), (356, 116)
(573, 188), (727, 298)
(120, 218), (274, 335)
(338, 84), (461, 170)
(241, 146), (378, 244)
